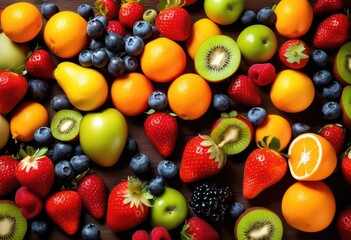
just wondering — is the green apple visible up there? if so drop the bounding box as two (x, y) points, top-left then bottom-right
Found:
(0, 32), (30, 72)
(79, 108), (128, 167)
(150, 187), (188, 230)
(0, 114), (9, 150)
(237, 24), (278, 64)
(204, 0), (244, 25)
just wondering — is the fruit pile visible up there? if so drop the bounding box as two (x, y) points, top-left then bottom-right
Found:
(0, 0), (350, 239)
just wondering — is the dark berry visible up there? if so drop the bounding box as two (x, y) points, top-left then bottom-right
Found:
(322, 81), (342, 100)
(312, 69), (332, 87)
(55, 160), (76, 182)
(54, 141), (74, 161)
(50, 95), (72, 112)
(256, 7), (276, 25)
(311, 49), (329, 67)
(107, 56), (125, 77)
(77, 4), (95, 21)
(247, 107), (267, 126)
(31, 220), (49, 235)
(133, 20), (153, 40)
(240, 10), (256, 26)
(87, 18), (105, 39)
(124, 137), (139, 156)
(92, 48), (109, 68)
(27, 79), (51, 102)
(212, 93), (230, 112)
(34, 127), (54, 146)
(157, 160), (178, 179)
(123, 55), (139, 72)
(125, 36), (144, 56)
(40, 2), (59, 20)
(322, 101), (341, 120)
(70, 155), (90, 173)
(81, 223), (100, 240)
(130, 153), (151, 175)
(105, 32), (125, 53)
(148, 176), (166, 196)
(229, 202), (245, 219)
(79, 49), (93, 67)
(148, 90), (168, 111)
(89, 38), (105, 51)
(291, 122), (311, 137)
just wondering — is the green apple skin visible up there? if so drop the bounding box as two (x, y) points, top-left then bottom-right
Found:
(204, 0), (244, 25)
(237, 24), (278, 63)
(0, 114), (9, 150)
(79, 108), (128, 167)
(150, 187), (188, 230)
(0, 32), (30, 72)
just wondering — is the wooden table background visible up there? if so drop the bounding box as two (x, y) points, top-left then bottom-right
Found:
(1, 0), (351, 239)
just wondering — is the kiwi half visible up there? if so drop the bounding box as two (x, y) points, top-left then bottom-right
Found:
(194, 35), (241, 82)
(234, 207), (283, 240)
(50, 109), (83, 141)
(334, 41), (351, 85)
(0, 200), (27, 240)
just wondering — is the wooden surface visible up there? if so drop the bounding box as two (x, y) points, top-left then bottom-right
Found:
(1, 0), (351, 239)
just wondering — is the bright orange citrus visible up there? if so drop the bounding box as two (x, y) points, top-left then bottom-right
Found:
(44, 11), (89, 59)
(281, 181), (336, 232)
(270, 69), (315, 113)
(140, 37), (187, 83)
(1, 2), (42, 43)
(287, 132), (337, 181)
(111, 72), (154, 117)
(167, 73), (212, 120)
(10, 101), (49, 142)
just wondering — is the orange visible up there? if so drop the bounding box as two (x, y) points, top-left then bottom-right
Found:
(270, 69), (315, 113)
(10, 102), (49, 142)
(255, 114), (291, 151)
(281, 181), (336, 232)
(111, 72), (154, 117)
(287, 132), (337, 181)
(1, 2), (42, 43)
(140, 37), (186, 83)
(274, 0), (313, 38)
(167, 73), (212, 120)
(44, 11), (89, 59)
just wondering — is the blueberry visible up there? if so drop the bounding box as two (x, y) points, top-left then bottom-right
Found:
(123, 55), (139, 72)
(89, 38), (105, 51)
(157, 160), (178, 179)
(55, 160), (76, 182)
(229, 202), (245, 219)
(70, 155), (90, 173)
(291, 122), (311, 137)
(74, 144), (85, 155)
(47, 148), (58, 163)
(148, 176), (166, 196)
(50, 94), (72, 111)
(256, 7), (276, 25)
(54, 142), (74, 161)
(212, 93), (230, 112)
(148, 91), (168, 111)
(125, 36), (144, 56)
(81, 223), (100, 240)
(77, 4), (95, 21)
(311, 49), (329, 67)
(87, 18), (105, 39)
(40, 2), (59, 20)
(150, 25), (160, 40)
(130, 153), (151, 175)
(103, 47), (117, 59)
(133, 20), (153, 40)
(31, 220), (49, 235)
(92, 48), (109, 68)
(105, 32), (125, 53)
(240, 10), (256, 26)
(247, 107), (267, 126)
(322, 81), (342, 100)
(107, 56), (125, 77)
(312, 69), (332, 87)
(124, 137), (139, 156)
(27, 79), (51, 102)
(322, 101), (341, 120)
(94, 15), (108, 28)
(34, 127), (54, 146)
(79, 49), (93, 67)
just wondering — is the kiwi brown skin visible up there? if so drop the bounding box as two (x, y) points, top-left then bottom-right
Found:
(340, 85), (351, 130)
(334, 41), (351, 86)
(50, 109), (83, 142)
(0, 200), (27, 240)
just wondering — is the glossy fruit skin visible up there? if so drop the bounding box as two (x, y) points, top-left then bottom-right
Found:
(291, 122), (311, 137)
(130, 153), (151, 175)
(256, 7), (276, 25)
(132, 230), (151, 240)
(181, 217), (220, 240)
(157, 160), (178, 179)
(148, 176), (166, 196)
(227, 75), (261, 106)
(151, 227), (172, 240)
(55, 160), (76, 183)
(312, 69), (332, 87)
(313, 0), (344, 15)
(119, 1), (144, 29)
(311, 49), (329, 67)
(31, 220), (48, 235)
(77, 4), (95, 21)
(95, 0), (120, 20)
(25, 49), (56, 80)
(337, 208), (351, 240)
(323, 81), (342, 100)
(106, 20), (127, 37)
(322, 101), (341, 120)
(279, 39), (310, 69)
(318, 123), (346, 155)
(341, 148), (351, 186)
(248, 63), (276, 86)
(40, 2), (59, 20)
(0, 155), (20, 197)
(81, 223), (101, 240)
(15, 186), (43, 219)
(247, 107), (267, 126)
(204, 0), (244, 25)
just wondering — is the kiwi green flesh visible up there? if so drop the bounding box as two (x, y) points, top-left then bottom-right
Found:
(0, 202), (27, 240)
(336, 42), (351, 84)
(235, 207), (283, 240)
(51, 109), (83, 141)
(195, 35), (241, 82)
(340, 85), (351, 129)
(210, 118), (251, 155)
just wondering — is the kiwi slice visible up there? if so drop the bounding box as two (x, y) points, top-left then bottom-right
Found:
(50, 109), (83, 141)
(235, 207), (283, 240)
(334, 41), (351, 85)
(194, 35), (241, 82)
(210, 118), (252, 155)
(340, 85), (351, 129)
(0, 200), (27, 240)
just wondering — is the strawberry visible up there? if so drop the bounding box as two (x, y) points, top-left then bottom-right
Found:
(76, 173), (107, 219)
(15, 146), (55, 198)
(45, 190), (82, 235)
(0, 70), (28, 115)
(313, 13), (350, 50)
(15, 186), (43, 219)
(248, 63), (276, 86)
(179, 135), (226, 183)
(25, 49), (56, 80)
(278, 39), (310, 69)
(242, 136), (288, 199)
(0, 155), (20, 197)
(106, 176), (153, 232)
(181, 217), (220, 240)
(151, 226), (172, 240)
(95, 0), (120, 20)
(155, 0), (191, 41)
(118, 0), (144, 29)
(317, 123), (346, 155)
(313, 0), (344, 15)
(341, 146), (351, 186)
(144, 111), (178, 157)
(337, 208), (351, 240)
(106, 19), (127, 37)
(132, 230), (151, 240)
(227, 75), (261, 107)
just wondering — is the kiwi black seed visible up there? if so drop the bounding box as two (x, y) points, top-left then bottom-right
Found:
(234, 207), (283, 240)
(50, 109), (83, 142)
(0, 201), (27, 240)
(194, 34), (241, 83)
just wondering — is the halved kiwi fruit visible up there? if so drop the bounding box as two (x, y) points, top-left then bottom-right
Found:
(0, 200), (27, 240)
(194, 35), (241, 82)
(234, 207), (283, 240)
(340, 85), (351, 130)
(334, 41), (351, 85)
(50, 109), (83, 141)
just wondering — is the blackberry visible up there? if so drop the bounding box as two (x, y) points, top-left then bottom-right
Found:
(189, 183), (232, 222)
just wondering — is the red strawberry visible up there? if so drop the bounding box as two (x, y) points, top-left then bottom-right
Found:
(25, 49), (56, 80)
(0, 155), (20, 197)
(106, 176), (153, 232)
(151, 226), (172, 240)
(317, 123), (346, 155)
(227, 75), (261, 106)
(181, 217), (220, 240)
(313, 0), (344, 15)
(155, 0), (191, 41)
(76, 173), (107, 219)
(341, 147), (351, 186)
(15, 186), (43, 219)
(248, 63), (276, 86)
(0, 70), (28, 115)
(119, 0), (144, 29)
(106, 19), (127, 37)
(132, 230), (151, 240)
(242, 136), (288, 199)
(15, 147), (55, 198)
(179, 135), (226, 183)
(337, 208), (351, 240)
(45, 190), (82, 235)
(279, 39), (310, 69)
(313, 13), (350, 50)
(95, 0), (120, 20)
(144, 112), (178, 157)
